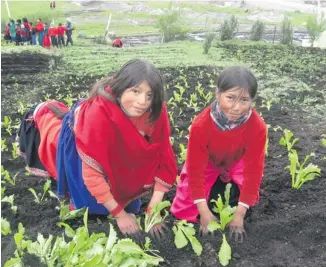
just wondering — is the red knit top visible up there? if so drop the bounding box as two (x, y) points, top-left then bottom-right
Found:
(187, 106), (267, 206)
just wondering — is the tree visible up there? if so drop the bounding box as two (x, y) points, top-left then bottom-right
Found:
(306, 15), (326, 47)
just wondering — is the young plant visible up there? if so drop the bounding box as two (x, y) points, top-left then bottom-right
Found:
(28, 179), (52, 203)
(279, 129), (299, 152)
(286, 150), (321, 189)
(322, 139), (326, 160)
(1, 138), (8, 152)
(178, 144), (187, 165)
(2, 116), (13, 136)
(207, 183), (236, 266)
(172, 220), (202, 256)
(1, 166), (19, 186)
(17, 101), (27, 115)
(12, 142), (19, 159)
(1, 217), (11, 236)
(144, 201), (171, 233)
(2, 194), (18, 214)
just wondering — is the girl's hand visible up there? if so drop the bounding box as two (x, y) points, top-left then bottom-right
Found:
(115, 210), (140, 236)
(229, 206), (247, 243)
(197, 202), (217, 234)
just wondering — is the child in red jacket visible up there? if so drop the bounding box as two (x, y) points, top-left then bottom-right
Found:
(48, 23), (58, 47)
(171, 66), (267, 242)
(57, 23), (65, 48)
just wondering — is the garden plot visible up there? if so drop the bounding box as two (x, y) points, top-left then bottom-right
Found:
(1, 45), (326, 267)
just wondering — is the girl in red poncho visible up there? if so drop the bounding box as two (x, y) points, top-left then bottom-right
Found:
(171, 66), (267, 242)
(17, 59), (177, 235)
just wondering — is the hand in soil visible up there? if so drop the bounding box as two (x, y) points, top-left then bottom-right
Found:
(150, 223), (168, 241)
(115, 211), (140, 236)
(199, 210), (218, 235)
(229, 213), (246, 243)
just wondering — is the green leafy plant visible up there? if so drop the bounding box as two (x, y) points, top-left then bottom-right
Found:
(1, 217), (11, 236)
(172, 220), (202, 256)
(207, 183), (236, 266)
(143, 201), (171, 233)
(1, 166), (19, 186)
(28, 179), (52, 203)
(280, 129), (299, 152)
(178, 144), (187, 164)
(286, 150), (321, 189)
(17, 101), (27, 115)
(2, 116), (13, 136)
(12, 142), (19, 159)
(2, 194), (18, 214)
(1, 138), (8, 152)
(322, 139), (326, 160)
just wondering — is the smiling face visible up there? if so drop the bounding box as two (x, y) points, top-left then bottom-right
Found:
(216, 87), (252, 121)
(120, 81), (153, 117)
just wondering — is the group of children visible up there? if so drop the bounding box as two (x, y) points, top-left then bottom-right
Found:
(3, 17), (73, 48)
(17, 59), (266, 240)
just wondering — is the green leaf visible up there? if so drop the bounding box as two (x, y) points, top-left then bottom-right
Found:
(57, 222), (76, 238)
(61, 207), (86, 222)
(1, 217), (11, 235)
(173, 226), (188, 248)
(3, 257), (23, 267)
(106, 223), (117, 251)
(218, 234), (232, 266)
(207, 221), (221, 232)
(28, 188), (40, 203)
(144, 236), (151, 250)
(150, 200), (171, 213)
(188, 235), (203, 256)
(41, 179), (52, 201)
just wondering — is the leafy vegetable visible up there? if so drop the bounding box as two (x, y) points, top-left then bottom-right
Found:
(172, 220), (202, 256)
(1, 217), (11, 236)
(279, 129), (299, 152)
(28, 179), (52, 203)
(286, 150), (321, 189)
(2, 194), (18, 214)
(144, 201), (171, 233)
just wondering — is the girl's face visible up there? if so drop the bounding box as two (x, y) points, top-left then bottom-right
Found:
(37, 19), (40, 23)
(120, 81), (152, 117)
(216, 87), (252, 121)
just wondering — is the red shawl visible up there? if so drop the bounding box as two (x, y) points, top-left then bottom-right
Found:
(75, 96), (177, 206)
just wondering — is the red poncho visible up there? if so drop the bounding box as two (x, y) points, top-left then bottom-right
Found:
(75, 96), (177, 206)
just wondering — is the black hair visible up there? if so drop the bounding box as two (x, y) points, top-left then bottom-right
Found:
(17, 19), (22, 24)
(90, 59), (164, 122)
(58, 23), (62, 26)
(216, 66), (257, 99)
(23, 17), (28, 23)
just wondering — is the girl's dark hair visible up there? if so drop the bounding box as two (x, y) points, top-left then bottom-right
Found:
(23, 17), (28, 23)
(90, 59), (164, 122)
(17, 19), (21, 24)
(216, 66), (257, 99)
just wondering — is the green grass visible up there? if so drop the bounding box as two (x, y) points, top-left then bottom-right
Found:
(1, 1), (82, 22)
(58, 40), (240, 76)
(286, 11), (312, 26)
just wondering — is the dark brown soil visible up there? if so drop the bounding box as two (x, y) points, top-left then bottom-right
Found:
(1, 55), (326, 267)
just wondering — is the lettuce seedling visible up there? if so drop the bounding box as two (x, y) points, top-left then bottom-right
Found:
(286, 150), (321, 189)
(144, 201), (171, 233)
(1, 166), (19, 186)
(172, 220), (202, 256)
(2, 116), (13, 136)
(208, 183), (236, 266)
(28, 179), (51, 203)
(1, 138), (8, 152)
(1, 217), (11, 236)
(280, 129), (299, 152)
(2, 194), (18, 214)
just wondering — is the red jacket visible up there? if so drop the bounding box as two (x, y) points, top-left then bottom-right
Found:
(23, 22), (30, 31)
(36, 22), (44, 33)
(57, 26), (65, 36)
(48, 27), (57, 37)
(186, 106), (266, 206)
(4, 25), (10, 36)
(112, 39), (122, 47)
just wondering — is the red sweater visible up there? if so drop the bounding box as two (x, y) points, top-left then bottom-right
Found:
(187, 106), (266, 206)
(48, 27), (57, 37)
(57, 26), (65, 36)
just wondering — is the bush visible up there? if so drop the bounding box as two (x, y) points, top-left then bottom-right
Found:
(280, 17), (293, 45)
(220, 15), (238, 41)
(306, 15), (326, 47)
(250, 20), (265, 41)
(203, 32), (215, 54)
(156, 2), (189, 43)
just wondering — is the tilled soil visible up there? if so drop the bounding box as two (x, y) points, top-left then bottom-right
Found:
(1, 56), (326, 267)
